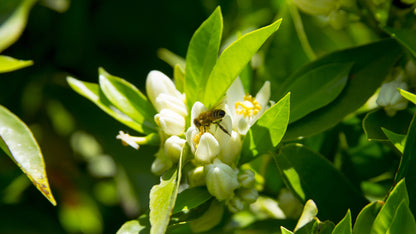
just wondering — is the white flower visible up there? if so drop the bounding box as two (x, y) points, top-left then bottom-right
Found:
(186, 102), (232, 164)
(116, 131), (140, 149)
(226, 77), (271, 135)
(218, 131), (241, 166)
(376, 80), (408, 116)
(154, 109), (186, 136)
(164, 136), (186, 163)
(205, 159), (239, 201)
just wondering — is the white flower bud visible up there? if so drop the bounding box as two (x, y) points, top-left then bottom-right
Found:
(154, 109), (185, 135)
(195, 133), (220, 164)
(151, 156), (172, 175)
(188, 166), (206, 187)
(164, 136), (186, 163)
(227, 196), (244, 213)
(238, 188), (259, 203)
(189, 200), (224, 233)
(146, 70), (183, 108)
(376, 80), (408, 116)
(155, 93), (187, 117)
(292, 0), (338, 15)
(238, 169), (256, 188)
(205, 159), (239, 201)
(219, 131), (241, 166)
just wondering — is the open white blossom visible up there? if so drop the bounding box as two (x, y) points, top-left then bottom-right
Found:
(376, 80), (408, 116)
(226, 77), (271, 135)
(186, 102), (232, 164)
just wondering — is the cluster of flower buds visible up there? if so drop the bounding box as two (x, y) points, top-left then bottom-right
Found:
(118, 70), (272, 213)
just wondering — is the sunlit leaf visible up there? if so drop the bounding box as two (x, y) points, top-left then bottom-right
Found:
(0, 55), (33, 73)
(98, 68), (157, 134)
(0, 0), (36, 53)
(381, 128), (406, 154)
(204, 18), (282, 108)
(240, 92), (290, 164)
(116, 220), (146, 234)
(173, 64), (185, 93)
(399, 89), (416, 105)
(294, 199), (318, 232)
(67, 77), (147, 133)
(0, 105), (56, 206)
(283, 39), (402, 141)
(281, 226), (294, 234)
(386, 200), (416, 234)
(352, 201), (383, 234)
(275, 144), (367, 222)
(394, 112), (416, 215)
(371, 179), (408, 233)
(332, 210), (352, 234)
(184, 7), (222, 110)
(287, 62), (351, 123)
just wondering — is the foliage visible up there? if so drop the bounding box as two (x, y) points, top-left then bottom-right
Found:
(1, 0), (416, 233)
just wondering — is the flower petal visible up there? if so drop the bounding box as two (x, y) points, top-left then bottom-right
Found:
(255, 81), (271, 110)
(146, 70), (182, 107)
(195, 133), (220, 164)
(191, 101), (207, 125)
(154, 109), (185, 135)
(155, 93), (188, 116)
(226, 77), (245, 116)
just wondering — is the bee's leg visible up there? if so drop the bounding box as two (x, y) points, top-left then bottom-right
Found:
(216, 123), (231, 136)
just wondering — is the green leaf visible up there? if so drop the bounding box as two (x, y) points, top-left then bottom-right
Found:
(352, 201), (383, 234)
(287, 62), (352, 123)
(381, 128), (406, 153)
(394, 112), (416, 215)
(333, 210), (352, 234)
(0, 0), (36, 53)
(204, 18), (282, 108)
(157, 48), (186, 71)
(383, 26), (416, 57)
(281, 226), (294, 234)
(275, 144), (367, 222)
(283, 39), (402, 141)
(371, 179), (408, 234)
(0, 105), (56, 206)
(149, 146), (184, 234)
(0, 55), (33, 73)
(294, 200), (318, 232)
(184, 7), (223, 110)
(67, 77), (147, 133)
(116, 220), (146, 234)
(240, 92), (290, 164)
(386, 200), (416, 234)
(363, 109), (412, 141)
(399, 89), (416, 105)
(172, 187), (212, 214)
(98, 68), (157, 134)
(173, 64), (185, 93)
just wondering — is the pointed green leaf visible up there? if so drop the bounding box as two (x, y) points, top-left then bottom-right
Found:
(204, 18), (282, 108)
(386, 200), (416, 234)
(333, 210), (352, 234)
(371, 179), (408, 234)
(275, 144), (367, 222)
(173, 64), (185, 93)
(0, 0), (36, 53)
(395, 112), (416, 215)
(0, 105), (56, 206)
(240, 92), (290, 164)
(116, 220), (146, 234)
(283, 39), (402, 141)
(281, 226), (294, 234)
(98, 68), (157, 134)
(172, 187), (212, 214)
(381, 128), (406, 153)
(287, 62), (352, 123)
(294, 200), (318, 232)
(157, 48), (185, 71)
(352, 201), (383, 234)
(0, 55), (33, 73)
(399, 89), (416, 105)
(67, 77), (146, 133)
(149, 146), (184, 234)
(184, 7), (223, 110)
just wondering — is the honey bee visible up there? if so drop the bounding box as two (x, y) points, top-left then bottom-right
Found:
(193, 109), (230, 143)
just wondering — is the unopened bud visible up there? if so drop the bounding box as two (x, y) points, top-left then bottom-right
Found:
(205, 159), (239, 201)
(219, 131), (241, 166)
(146, 70), (183, 110)
(154, 109), (185, 135)
(195, 133), (220, 164)
(164, 136), (185, 163)
(376, 80), (408, 116)
(227, 196), (244, 213)
(238, 169), (256, 188)
(188, 166), (206, 187)
(238, 188), (259, 203)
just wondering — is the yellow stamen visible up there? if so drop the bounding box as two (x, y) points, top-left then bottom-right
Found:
(235, 94), (262, 117)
